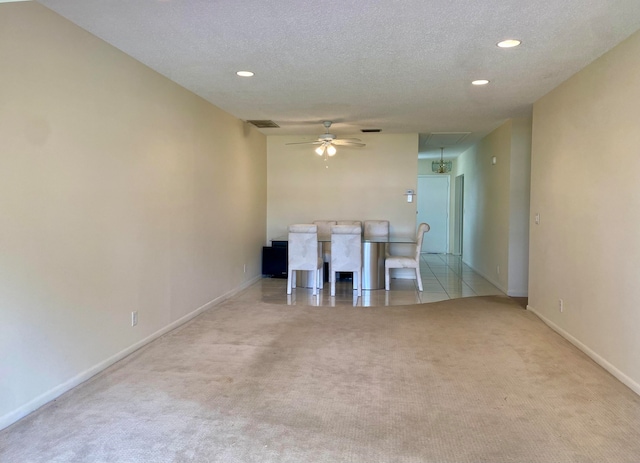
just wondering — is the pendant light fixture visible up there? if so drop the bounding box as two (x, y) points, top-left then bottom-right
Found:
(432, 147), (452, 174)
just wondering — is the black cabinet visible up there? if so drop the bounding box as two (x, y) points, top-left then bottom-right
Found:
(262, 245), (287, 278)
(262, 240), (329, 282)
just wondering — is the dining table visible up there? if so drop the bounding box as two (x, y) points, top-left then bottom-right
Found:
(272, 234), (416, 290)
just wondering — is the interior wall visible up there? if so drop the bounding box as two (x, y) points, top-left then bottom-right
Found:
(267, 134), (418, 241)
(454, 122), (513, 293)
(0, 3), (267, 428)
(507, 117), (532, 297)
(528, 29), (640, 393)
(452, 118), (531, 296)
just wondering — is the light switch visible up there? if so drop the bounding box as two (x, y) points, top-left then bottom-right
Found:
(405, 189), (414, 203)
(535, 213), (540, 225)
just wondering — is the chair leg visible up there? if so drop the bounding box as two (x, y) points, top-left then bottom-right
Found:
(415, 267), (423, 292)
(287, 269), (293, 295)
(331, 271), (336, 296)
(292, 270), (297, 289)
(312, 270), (317, 296)
(385, 266), (390, 291)
(356, 271), (361, 297)
(319, 266), (324, 289)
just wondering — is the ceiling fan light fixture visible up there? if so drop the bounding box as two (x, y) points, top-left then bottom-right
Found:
(284, 120), (365, 163)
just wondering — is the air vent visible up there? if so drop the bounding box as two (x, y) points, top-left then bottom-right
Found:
(361, 129), (381, 133)
(247, 120), (280, 128)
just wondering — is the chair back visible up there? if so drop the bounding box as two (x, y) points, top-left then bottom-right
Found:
(313, 220), (337, 237)
(288, 224), (319, 271)
(313, 220), (336, 262)
(414, 223), (431, 261)
(330, 225), (362, 272)
(364, 220), (389, 239)
(337, 220), (362, 229)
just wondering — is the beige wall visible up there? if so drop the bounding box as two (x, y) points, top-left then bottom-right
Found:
(529, 30), (640, 393)
(453, 117), (531, 296)
(0, 3), (266, 428)
(508, 117), (532, 296)
(267, 134), (418, 240)
(455, 123), (512, 292)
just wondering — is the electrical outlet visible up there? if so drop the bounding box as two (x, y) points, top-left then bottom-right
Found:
(243, 264), (246, 274)
(559, 299), (564, 313)
(131, 311), (138, 326)
(535, 213), (540, 225)
(496, 265), (500, 275)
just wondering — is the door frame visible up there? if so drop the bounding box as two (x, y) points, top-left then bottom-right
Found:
(453, 174), (464, 256)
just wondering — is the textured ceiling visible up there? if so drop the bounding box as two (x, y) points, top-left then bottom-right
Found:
(34, 0), (640, 158)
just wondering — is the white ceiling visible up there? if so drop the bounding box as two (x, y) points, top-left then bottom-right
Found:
(34, 0), (640, 158)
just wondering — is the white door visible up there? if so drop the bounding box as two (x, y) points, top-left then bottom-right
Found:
(417, 175), (449, 253)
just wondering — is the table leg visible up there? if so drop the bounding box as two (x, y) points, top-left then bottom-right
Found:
(362, 242), (386, 290)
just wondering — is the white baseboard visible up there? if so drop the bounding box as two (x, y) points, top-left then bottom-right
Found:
(0, 275), (261, 432)
(527, 304), (640, 397)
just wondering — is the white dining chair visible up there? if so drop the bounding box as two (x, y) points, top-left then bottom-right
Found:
(337, 220), (362, 229)
(287, 224), (323, 296)
(384, 223), (430, 291)
(363, 220), (389, 239)
(330, 224), (362, 297)
(313, 220), (336, 273)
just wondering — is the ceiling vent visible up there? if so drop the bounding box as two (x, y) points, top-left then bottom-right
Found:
(247, 120), (280, 128)
(361, 129), (381, 133)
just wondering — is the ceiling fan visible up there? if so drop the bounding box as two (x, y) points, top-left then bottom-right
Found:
(286, 121), (365, 158)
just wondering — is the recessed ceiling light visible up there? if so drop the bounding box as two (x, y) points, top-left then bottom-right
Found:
(497, 39), (521, 48)
(236, 71), (254, 77)
(472, 79), (489, 86)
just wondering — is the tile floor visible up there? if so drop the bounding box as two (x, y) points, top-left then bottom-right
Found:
(242, 254), (505, 307)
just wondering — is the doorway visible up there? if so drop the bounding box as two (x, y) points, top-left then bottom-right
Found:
(417, 175), (449, 253)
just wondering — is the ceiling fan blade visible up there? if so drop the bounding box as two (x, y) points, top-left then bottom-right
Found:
(285, 140), (323, 145)
(333, 140), (366, 147)
(335, 138), (362, 142)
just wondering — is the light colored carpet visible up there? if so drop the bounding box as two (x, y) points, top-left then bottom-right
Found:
(2, 295), (640, 462)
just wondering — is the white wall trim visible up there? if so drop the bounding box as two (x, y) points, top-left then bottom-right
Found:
(527, 304), (640, 397)
(0, 275), (261, 431)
